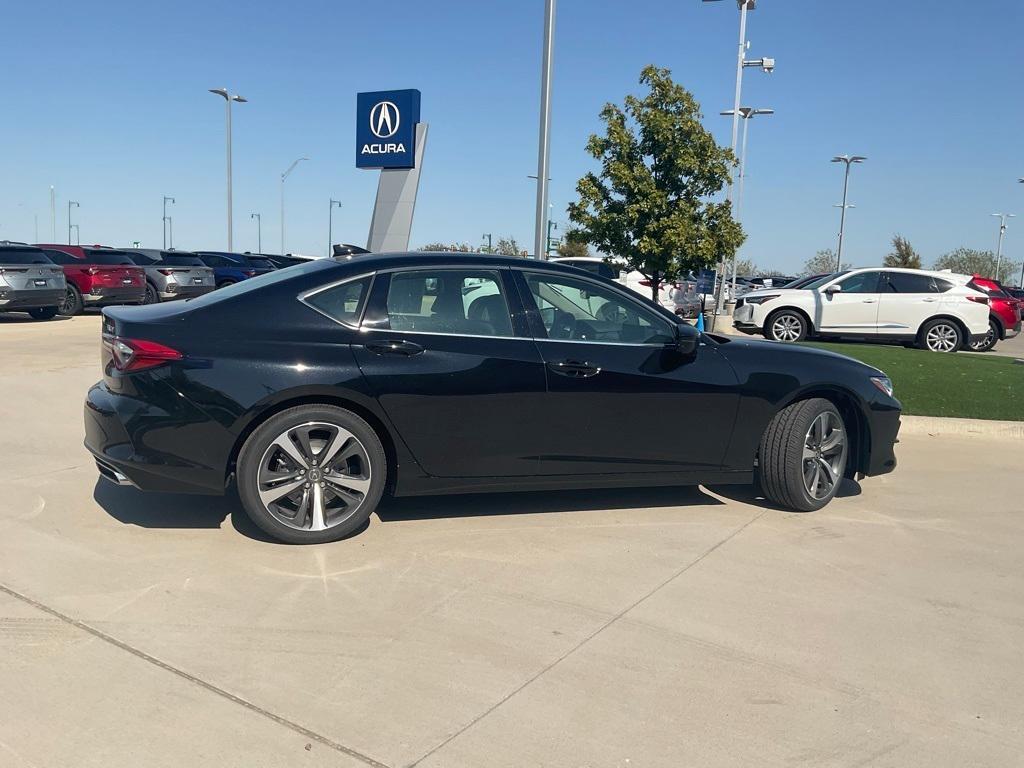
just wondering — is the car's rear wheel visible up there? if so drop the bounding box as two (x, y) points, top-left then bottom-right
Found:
(758, 398), (848, 512)
(218, 280), (236, 288)
(918, 318), (962, 352)
(28, 307), (58, 320)
(142, 282), (159, 304)
(236, 405), (386, 544)
(58, 286), (83, 316)
(765, 309), (807, 343)
(967, 319), (999, 352)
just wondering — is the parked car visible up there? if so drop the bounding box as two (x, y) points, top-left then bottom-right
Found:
(85, 252), (901, 544)
(121, 249), (216, 303)
(965, 276), (1022, 352)
(194, 251), (277, 288)
(733, 268), (990, 352)
(258, 252), (323, 269)
(0, 243), (66, 319)
(35, 244), (146, 315)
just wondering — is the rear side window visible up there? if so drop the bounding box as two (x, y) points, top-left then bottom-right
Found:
(933, 279), (954, 293)
(303, 276), (372, 326)
(199, 254), (227, 267)
(0, 248), (53, 265)
(385, 269), (513, 337)
(245, 256), (276, 270)
(884, 272), (938, 293)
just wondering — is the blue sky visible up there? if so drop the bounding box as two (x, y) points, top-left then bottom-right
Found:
(1, 0), (1020, 273)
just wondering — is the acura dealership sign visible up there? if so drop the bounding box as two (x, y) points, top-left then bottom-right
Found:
(356, 89), (421, 169)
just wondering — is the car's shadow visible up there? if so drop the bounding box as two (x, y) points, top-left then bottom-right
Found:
(708, 477), (862, 511)
(93, 480), (728, 543)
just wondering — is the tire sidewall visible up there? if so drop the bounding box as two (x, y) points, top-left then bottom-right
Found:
(766, 310), (807, 343)
(58, 286), (82, 315)
(236, 405), (387, 544)
(919, 318), (963, 352)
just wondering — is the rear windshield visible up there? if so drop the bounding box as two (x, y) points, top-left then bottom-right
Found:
(125, 252), (158, 265)
(182, 258), (336, 309)
(158, 254), (205, 267)
(84, 252), (135, 265)
(0, 249), (53, 265)
(245, 256), (276, 269)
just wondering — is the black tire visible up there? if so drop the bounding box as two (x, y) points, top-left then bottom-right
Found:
(58, 286), (83, 316)
(967, 319), (998, 353)
(758, 398), (848, 512)
(764, 309), (808, 343)
(142, 282), (159, 304)
(28, 307), (59, 320)
(236, 405), (386, 544)
(917, 317), (963, 352)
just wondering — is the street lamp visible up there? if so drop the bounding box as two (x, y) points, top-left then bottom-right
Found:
(209, 88), (247, 251)
(328, 199), (342, 257)
(251, 213), (262, 253)
(704, 0), (776, 323)
(70, 223), (80, 245)
(991, 213), (1015, 282)
(831, 155), (867, 271)
(162, 196), (175, 249)
(280, 157), (309, 255)
(67, 200), (79, 245)
(533, 0), (556, 261)
(482, 233), (493, 254)
(720, 107), (773, 294)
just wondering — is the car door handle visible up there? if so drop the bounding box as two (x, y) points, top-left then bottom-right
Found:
(861, 299), (877, 303)
(364, 340), (424, 356)
(547, 360), (601, 378)
(922, 297), (937, 302)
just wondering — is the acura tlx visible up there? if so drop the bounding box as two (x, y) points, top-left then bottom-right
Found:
(84, 252), (901, 544)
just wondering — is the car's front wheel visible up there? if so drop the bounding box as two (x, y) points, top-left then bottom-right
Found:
(918, 318), (962, 352)
(236, 405), (386, 544)
(967, 319), (999, 353)
(765, 309), (807, 343)
(758, 398), (848, 512)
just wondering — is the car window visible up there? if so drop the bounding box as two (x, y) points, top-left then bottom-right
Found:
(0, 248), (52, 265)
(805, 271), (847, 290)
(384, 269), (513, 337)
(524, 272), (674, 344)
(158, 253), (205, 267)
(125, 252), (158, 265)
(837, 271), (881, 294)
(883, 272), (937, 293)
(303, 276), (372, 326)
(245, 256), (276, 270)
(200, 254), (226, 267)
(934, 279), (954, 293)
(83, 252), (135, 265)
(42, 249), (74, 265)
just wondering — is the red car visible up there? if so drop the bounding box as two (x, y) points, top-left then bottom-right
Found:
(35, 245), (146, 315)
(967, 276), (1022, 352)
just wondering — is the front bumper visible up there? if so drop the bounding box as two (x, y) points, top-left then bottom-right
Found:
(84, 286), (146, 306)
(0, 287), (65, 310)
(864, 406), (900, 477)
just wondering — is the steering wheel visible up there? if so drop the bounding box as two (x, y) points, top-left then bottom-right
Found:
(596, 301), (632, 324)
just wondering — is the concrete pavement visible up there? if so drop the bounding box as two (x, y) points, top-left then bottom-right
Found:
(1, 313), (1022, 767)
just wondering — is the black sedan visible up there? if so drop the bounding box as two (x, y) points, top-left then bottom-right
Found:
(84, 252), (900, 544)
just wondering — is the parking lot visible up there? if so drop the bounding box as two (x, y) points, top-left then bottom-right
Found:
(0, 313), (1020, 767)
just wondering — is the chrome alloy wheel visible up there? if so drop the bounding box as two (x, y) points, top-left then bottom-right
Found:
(257, 421), (372, 532)
(925, 322), (959, 352)
(771, 314), (803, 342)
(802, 411), (847, 501)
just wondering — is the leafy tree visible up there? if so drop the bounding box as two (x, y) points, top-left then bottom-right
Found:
(883, 234), (922, 269)
(733, 258), (760, 277)
(495, 236), (525, 257)
(568, 65), (744, 301)
(802, 248), (849, 276)
(934, 247), (1020, 283)
(556, 233), (590, 259)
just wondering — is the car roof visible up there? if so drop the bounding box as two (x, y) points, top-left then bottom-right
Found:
(354, 252), (609, 275)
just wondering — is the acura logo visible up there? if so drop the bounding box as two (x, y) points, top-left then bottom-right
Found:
(369, 101), (400, 139)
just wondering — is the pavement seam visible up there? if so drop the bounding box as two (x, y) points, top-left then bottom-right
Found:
(0, 582), (391, 768)
(406, 508), (768, 767)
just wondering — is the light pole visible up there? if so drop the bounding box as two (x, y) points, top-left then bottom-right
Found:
(251, 213), (262, 253)
(721, 107), (773, 295)
(832, 155), (867, 271)
(70, 224), (80, 245)
(533, 0), (556, 261)
(328, 199), (342, 257)
(209, 88), (247, 251)
(482, 233), (493, 253)
(50, 186), (56, 240)
(162, 196), (175, 249)
(1018, 179), (1024, 287)
(991, 213), (1015, 282)
(704, 0), (776, 323)
(280, 157), (309, 255)
(67, 200), (79, 245)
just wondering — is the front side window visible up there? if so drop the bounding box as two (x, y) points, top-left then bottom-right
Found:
(523, 272), (674, 344)
(385, 269), (512, 337)
(883, 272), (936, 293)
(303, 275), (372, 326)
(836, 271), (881, 294)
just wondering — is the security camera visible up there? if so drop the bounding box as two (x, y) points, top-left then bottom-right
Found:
(761, 57), (775, 73)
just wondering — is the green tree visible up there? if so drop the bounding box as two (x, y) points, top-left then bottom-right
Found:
(568, 65), (744, 301)
(884, 234), (922, 269)
(495, 236), (524, 257)
(733, 258), (759, 278)
(934, 247), (1019, 283)
(556, 232), (590, 259)
(803, 249), (849, 276)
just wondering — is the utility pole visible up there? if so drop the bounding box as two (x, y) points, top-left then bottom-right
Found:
(481, 233), (493, 254)
(533, 0), (556, 261)
(832, 155), (867, 270)
(546, 220), (558, 256)
(162, 196), (175, 249)
(328, 199), (342, 257)
(50, 186), (55, 240)
(67, 200), (79, 245)
(251, 213), (262, 253)
(991, 213), (1015, 282)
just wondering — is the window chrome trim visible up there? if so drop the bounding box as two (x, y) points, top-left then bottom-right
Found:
(357, 325), (673, 348)
(297, 271), (376, 328)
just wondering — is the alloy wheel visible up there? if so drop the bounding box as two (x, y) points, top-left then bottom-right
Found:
(58, 289), (76, 314)
(771, 314), (803, 342)
(925, 323), (959, 352)
(969, 323), (996, 352)
(802, 411), (846, 500)
(256, 421), (372, 532)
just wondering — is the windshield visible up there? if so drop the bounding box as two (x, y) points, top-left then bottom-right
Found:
(0, 249), (53, 265)
(183, 258), (336, 308)
(804, 271), (848, 290)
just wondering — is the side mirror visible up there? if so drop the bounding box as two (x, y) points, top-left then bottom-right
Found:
(674, 322), (700, 356)
(824, 284), (843, 294)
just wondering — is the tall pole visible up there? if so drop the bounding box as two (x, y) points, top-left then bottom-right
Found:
(482, 233), (492, 253)
(991, 213), (1014, 281)
(49, 186), (55, 240)
(328, 199), (342, 257)
(280, 157), (308, 255)
(731, 114), (751, 293)
(533, 0), (556, 261)
(67, 200), (79, 245)
(162, 195), (175, 249)
(836, 162), (851, 271)
(209, 89), (247, 251)
(251, 213), (261, 253)
(168, 217), (174, 249)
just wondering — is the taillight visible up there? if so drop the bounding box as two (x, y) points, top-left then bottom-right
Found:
(157, 268), (174, 276)
(107, 337), (183, 372)
(244, 270), (256, 277)
(966, 295), (989, 305)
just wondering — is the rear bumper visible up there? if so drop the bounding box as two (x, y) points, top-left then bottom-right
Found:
(1004, 320), (1021, 339)
(158, 285), (215, 301)
(84, 286), (146, 306)
(0, 288), (65, 310)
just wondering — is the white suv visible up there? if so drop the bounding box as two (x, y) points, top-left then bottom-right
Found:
(732, 268), (990, 352)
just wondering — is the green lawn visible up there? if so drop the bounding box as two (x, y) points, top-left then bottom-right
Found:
(801, 342), (1024, 421)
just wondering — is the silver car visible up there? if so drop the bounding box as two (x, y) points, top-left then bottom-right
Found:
(0, 242), (67, 320)
(122, 248), (216, 303)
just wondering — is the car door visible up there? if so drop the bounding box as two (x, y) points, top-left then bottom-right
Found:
(816, 270), (882, 334)
(513, 269), (740, 475)
(350, 266), (548, 478)
(877, 271), (942, 337)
